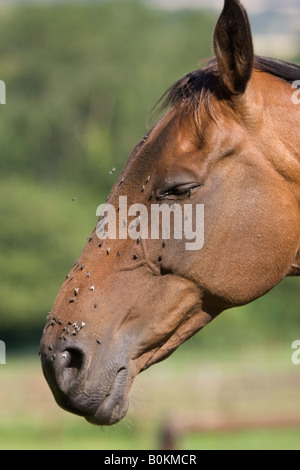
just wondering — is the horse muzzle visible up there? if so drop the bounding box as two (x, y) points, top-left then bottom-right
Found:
(40, 338), (131, 425)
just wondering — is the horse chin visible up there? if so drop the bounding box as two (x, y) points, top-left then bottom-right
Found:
(85, 368), (131, 426)
(85, 396), (129, 426)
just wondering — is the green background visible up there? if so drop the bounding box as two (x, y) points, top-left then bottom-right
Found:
(0, 0), (300, 450)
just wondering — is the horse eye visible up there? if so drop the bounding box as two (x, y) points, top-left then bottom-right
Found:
(158, 184), (200, 200)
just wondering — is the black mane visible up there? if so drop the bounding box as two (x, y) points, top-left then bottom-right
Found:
(158, 56), (300, 116)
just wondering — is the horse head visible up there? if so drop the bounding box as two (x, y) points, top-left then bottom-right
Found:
(40, 0), (300, 425)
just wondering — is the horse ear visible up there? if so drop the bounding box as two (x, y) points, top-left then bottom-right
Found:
(213, 0), (254, 95)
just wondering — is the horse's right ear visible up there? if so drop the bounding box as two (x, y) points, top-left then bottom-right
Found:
(213, 0), (254, 95)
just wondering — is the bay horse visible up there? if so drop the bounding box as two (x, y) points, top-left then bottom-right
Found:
(40, 0), (300, 425)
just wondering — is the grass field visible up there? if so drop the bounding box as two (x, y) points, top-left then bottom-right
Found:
(1, 342), (300, 450)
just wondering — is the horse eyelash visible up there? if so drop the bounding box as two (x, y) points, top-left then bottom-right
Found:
(157, 185), (200, 201)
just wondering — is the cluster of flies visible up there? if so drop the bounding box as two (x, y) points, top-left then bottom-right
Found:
(43, 143), (168, 361)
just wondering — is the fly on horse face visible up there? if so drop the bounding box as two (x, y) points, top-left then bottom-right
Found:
(40, 0), (300, 425)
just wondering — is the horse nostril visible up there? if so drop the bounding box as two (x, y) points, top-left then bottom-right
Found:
(59, 347), (85, 392)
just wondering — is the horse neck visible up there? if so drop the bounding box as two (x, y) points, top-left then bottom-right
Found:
(261, 78), (300, 201)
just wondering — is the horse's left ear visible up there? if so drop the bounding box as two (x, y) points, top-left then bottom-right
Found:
(213, 0), (254, 95)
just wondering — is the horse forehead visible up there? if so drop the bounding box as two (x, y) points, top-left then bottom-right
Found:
(148, 105), (197, 146)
